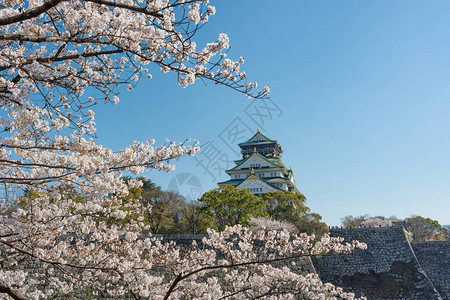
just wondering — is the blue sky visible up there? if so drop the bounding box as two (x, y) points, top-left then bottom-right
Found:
(94, 1), (450, 226)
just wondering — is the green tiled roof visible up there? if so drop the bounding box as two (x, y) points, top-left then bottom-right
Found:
(238, 140), (276, 146)
(235, 155), (283, 166)
(238, 131), (276, 145)
(268, 177), (292, 182)
(217, 179), (244, 185)
(226, 151), (284, 172)
(268, 157), (285, 167)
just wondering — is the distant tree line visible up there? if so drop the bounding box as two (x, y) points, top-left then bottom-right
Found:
(12, 177), (328, 237)
(15, 176), (447, 243)
(118, 179), (329, 237)
(341, 214), (449, 242)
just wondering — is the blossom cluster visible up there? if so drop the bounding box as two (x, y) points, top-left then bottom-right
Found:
(0, 0), (367, 299)
(1, 194), (366, 299)
(0, 0), (269, 198)
(249, 216), (300, 234)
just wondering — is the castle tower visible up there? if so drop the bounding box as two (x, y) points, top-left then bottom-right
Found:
(218, 129), (300, 196)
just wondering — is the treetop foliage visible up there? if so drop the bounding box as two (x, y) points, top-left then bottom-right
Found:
(197, 188), (329, 237)
(262, 191), (329, 237)
(198, 185), (267, 231)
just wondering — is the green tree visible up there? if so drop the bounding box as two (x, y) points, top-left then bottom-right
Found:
(294, 212), (329, 237)
(122, 177), (212, 234)
(141, 190), (186, 234)
(406, 216), (448, 241)
(198, 186), (267, 230)
(262, 191), (328, 236)
(262, 191), (308, 223)
(178, 203), (213, 235)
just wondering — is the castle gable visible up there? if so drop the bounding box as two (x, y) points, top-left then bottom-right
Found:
(229, 152), (281, 172)
(236, 175), (281, 194)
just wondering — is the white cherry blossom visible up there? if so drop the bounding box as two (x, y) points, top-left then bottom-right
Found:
(0, 0), (365, 299)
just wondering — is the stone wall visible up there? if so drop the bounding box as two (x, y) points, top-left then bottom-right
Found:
(312, 226), (442, 299)
(142, 230), (450, 299)
(412, 241), (450, 300)
(152, 234), (317, 275)
(11, 229), (450, 299)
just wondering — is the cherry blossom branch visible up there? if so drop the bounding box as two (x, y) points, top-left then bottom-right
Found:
(85, 0), (163, 18)
(0, 285), (27, 300)
(0, 0), (66, 26)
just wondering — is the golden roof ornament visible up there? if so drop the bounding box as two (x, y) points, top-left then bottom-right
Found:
(251, 168), (254, 175)
(254, 146), (257, 153)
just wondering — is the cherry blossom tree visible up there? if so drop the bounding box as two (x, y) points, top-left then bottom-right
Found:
(249, 216), (300, 235)
(0, 0), (366, 298)
(0, 0), (271, 196)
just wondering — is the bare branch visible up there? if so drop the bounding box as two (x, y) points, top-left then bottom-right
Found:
(0, 0), (66, 26)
